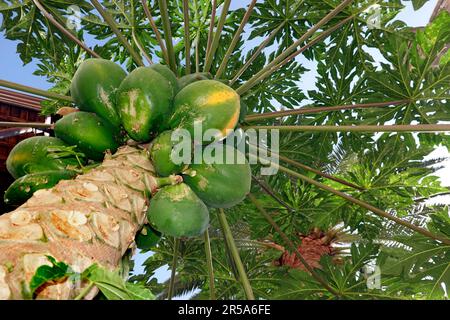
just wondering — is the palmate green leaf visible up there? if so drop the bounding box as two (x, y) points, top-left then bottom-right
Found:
(0, 0), (89, 114)
(0, 0), (92, 64)
(428, 208), (450, 237)
(365, 11), (450, 132)
(82, 264), (155, 300)
(29, 256), (71, 297)
(409, 0), (430, 11)
(125, 282), (157, 300)
(242, 56), (308, 113)
(332, 134), (448, 216)
(377, 235), (450, 299)
(248, 0), (308, 51)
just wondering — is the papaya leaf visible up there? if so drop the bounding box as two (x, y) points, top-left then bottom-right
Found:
(410, 0), (430, 11)
(29, 256), (71, 296)
(82, 264), (155, 300)
(125, 282), (156, 300)
(378, 235), (450, 299)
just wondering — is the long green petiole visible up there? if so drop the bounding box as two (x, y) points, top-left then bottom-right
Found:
(0, 121), (53, 129)
(204, 229), (216, 300)
(141, 0), (170, 64)
(132, 30), (153, 64)
(215, 0), (257, 79)
(229, 22), (285, 85)
(203, 0), (232, 73)
(0, 79), (73, 102)
(244, 124), (450, 132)
(182, 0), (191, 74)
(239, 15), (354, 95)
(217, 209), (255, 300)
(158, 0), (177, 72)
(244, 100), (409, 122)
(248, 144), (364, 190)
(205, 0), (217, 67)
(90, 0), (144, 66)
(167, 238), (180, 300)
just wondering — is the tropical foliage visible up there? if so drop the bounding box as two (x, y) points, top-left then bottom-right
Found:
(0, 0), (449, 299)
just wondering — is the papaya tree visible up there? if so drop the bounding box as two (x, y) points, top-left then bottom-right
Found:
(0, 0), (449, 300)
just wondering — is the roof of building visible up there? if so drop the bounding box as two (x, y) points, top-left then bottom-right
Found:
(0, 88), (44, 111)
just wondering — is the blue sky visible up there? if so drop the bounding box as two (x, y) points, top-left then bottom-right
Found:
(1, 0), (448, 296)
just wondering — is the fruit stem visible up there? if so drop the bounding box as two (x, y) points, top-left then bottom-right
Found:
(182, 168), (196, 177)
(217, 209), (255, 300)
(248, 193), (341, 297)
(204, 229), (216, 300)
(156, 175), (183, 188)
(167, 238), (180, 300)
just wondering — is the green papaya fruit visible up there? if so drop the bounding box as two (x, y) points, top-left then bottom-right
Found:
(147, 183), (209, 237)
(54, 111), (121, 161)
(177, 72), (212, 90)
(149, 130), (189, 177)
(6, 136), (82, 179)
(148, 63), (179, 96)
(183, 144), (251, 208)
(169, 80), (240, 143)
(4, 170), (77, 206)
(70, 58), (127, 127)
(117, 67), (173, 142)
(136, 225), (162, 251)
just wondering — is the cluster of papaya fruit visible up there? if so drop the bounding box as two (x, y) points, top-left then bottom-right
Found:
(4, 58), (251, 241)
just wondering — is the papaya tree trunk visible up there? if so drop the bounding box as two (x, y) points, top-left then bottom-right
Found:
(0, 146), (178, 300)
